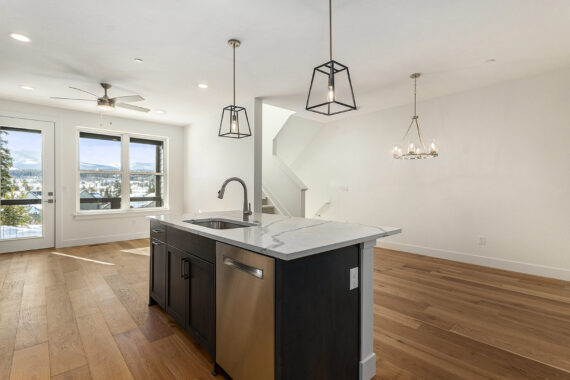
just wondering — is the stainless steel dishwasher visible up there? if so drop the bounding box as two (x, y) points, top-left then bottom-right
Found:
(216, 242), (274, 380)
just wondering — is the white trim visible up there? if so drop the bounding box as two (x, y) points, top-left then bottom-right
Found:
(57, 230), (150, 248)
(376, 241), (570, 281)
(75, 126), (169, 214)
(74, 208), (170, 220)
(0, 108), (64, 249)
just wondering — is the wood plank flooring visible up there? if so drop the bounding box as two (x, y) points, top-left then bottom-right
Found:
(0, 240), (568, 379)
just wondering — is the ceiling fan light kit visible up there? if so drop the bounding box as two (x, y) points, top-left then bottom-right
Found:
(392, 73), (439, 160)
(219, 39), (252, 138)
(306, 0), (357, 116)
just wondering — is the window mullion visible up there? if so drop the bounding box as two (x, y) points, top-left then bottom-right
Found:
(121, 135), (130, 210)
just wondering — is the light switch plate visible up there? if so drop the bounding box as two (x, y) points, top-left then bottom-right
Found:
(349, 267), (359, 290)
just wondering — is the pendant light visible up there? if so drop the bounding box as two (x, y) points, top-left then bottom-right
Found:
(306, 0), (356, 116)
(219, 39), (251, 138)
(392, 73), (438, 159)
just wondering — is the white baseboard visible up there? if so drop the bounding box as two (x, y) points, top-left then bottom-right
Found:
(376, 241), (570, 281)
(57, 231), (149, 248)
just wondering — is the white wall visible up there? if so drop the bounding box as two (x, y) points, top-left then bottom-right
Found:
(183, 100), (255, 214)
(290, 68), (570, 280)
(0, 99), (185, 247)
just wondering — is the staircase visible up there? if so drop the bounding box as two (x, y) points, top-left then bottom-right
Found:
(261, 196), (276, 214)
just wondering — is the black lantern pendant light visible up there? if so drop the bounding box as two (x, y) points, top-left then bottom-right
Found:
(219, 39), (251, 138)
(306, 0), (357, 115)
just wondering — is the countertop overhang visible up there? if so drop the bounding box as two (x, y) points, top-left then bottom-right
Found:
(149, 211), (401, 261)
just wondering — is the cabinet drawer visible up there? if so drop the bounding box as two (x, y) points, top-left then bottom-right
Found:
(166, 226), (215, 263)
(150, 220), (166, 242)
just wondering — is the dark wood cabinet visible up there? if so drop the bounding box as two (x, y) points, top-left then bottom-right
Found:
(150, 223), (216, 358)
(186, 254), (215, 355)
(149, 239), (167, 308)
(165, 246), (187, 327)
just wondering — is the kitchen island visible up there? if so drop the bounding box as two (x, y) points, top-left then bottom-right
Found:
(148, 210), (400, 380)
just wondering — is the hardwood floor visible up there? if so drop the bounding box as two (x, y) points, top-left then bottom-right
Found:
(0, 240), (568, 379)
(0, 239), (218, 380)
(374, 248), (570, 379)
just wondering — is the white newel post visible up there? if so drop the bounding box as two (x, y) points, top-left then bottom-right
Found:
(359, 240), (376, 380)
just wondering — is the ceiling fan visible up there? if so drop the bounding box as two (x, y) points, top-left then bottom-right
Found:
(51, 83), (150, 113)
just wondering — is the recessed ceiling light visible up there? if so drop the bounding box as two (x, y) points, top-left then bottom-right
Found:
(20, 85), (34, 90)
(134, 58), (143, 63)
(9, 33), (31, 42)
(155, 109), (166, 115)
(485, 58), (496, 63)
(197, 83), (208, 89)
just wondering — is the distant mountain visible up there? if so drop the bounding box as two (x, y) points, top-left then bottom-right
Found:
(10, 150), (41, 170)
(79, 162), (120, 171)
(130, 162), (156, 171)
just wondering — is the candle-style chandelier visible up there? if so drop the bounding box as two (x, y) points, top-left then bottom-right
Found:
(392, 73), (438, 159)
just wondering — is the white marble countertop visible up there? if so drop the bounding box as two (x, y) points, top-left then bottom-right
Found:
(149, 210), (401, 261)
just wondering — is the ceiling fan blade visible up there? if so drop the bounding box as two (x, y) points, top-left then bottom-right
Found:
(50, 97), (95, 101)
(111, 95), (144, 103)
(116, 103), (150, 113)
(69, 86), (99, 97)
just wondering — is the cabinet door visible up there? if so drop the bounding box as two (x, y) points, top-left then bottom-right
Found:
(150, 239), (166, 308)
(186, 254), (215, 355)
(166, 246), (187, 327)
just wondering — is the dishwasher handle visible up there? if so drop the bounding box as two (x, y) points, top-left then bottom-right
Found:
(223, 256), (264, 279)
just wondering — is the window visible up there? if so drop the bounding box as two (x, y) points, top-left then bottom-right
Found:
(78, 131), (166, 213)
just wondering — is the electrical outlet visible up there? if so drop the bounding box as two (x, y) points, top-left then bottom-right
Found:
(349, 267), (359, 290)
(478, 236), (487, 246)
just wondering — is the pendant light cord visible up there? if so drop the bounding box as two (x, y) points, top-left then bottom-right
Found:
(413, 75), (417, 117)
(233, 43), (236, 107)
(329, 0), (333, 61)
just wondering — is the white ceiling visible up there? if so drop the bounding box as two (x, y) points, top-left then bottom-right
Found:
(1, 0), (569, 126)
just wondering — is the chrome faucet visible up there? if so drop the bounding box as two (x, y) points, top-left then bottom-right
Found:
(217, 177), (253, 222)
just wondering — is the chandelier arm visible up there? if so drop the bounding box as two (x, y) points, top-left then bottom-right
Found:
(401, 118), (415, 143)
(415, 118), (427, 150)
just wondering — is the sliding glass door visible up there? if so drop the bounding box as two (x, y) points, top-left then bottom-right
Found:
(0, 116), (55, 253)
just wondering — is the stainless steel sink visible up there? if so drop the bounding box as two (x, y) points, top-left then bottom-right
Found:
(183, 218), (257, 230)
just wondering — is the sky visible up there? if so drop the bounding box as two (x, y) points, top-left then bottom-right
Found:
(2, 129), (156, 171)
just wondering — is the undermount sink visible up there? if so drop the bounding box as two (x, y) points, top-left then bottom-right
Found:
(183, 218), (257, 230)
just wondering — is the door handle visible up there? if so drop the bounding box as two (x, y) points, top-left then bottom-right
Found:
(223, 256), (263, 279)
(43, 199), (55, 204)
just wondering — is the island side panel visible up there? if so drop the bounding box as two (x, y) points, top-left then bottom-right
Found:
(275, 245), (360, 380)
(359, 240), (377, 380)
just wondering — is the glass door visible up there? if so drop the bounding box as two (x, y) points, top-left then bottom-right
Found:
(0, 116), (55, 253)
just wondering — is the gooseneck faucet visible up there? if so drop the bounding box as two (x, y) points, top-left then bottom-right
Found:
(217, 177), (252, 222)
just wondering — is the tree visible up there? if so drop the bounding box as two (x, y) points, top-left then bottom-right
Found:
(1, 129), (32, 227)
(0, 188), (33, 227)
(1, 130), (13, 197)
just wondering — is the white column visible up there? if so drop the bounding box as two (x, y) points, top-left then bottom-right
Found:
(359, 240), (376, 380)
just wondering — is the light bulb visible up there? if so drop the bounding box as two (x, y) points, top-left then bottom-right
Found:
(327, 85), (335, 102)
(429, 141), (438, 154)
(415, 146), (422, 155)
(392, 145), (402, 158)
(230, 114), (239, 133)
(408, 142), (416, 154)
(327, 75), (335, 102)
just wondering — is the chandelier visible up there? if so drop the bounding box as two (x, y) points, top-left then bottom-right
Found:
(392, 73), (438, 159)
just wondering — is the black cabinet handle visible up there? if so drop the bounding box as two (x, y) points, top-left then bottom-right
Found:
(151, 229), (163, 233)
(183, 259), (190, 280)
